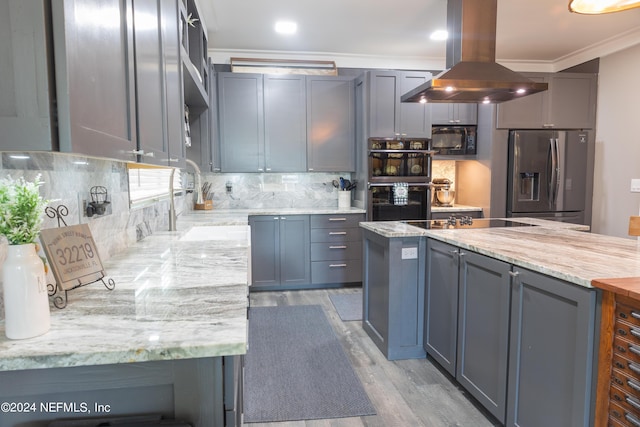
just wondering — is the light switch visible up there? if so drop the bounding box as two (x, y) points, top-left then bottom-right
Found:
(402, 247), (418, 259)
(631, 179), (640, 193)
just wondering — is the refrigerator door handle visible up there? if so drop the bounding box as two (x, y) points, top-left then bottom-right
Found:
(553, 137), (560, 206)
(548, 138), (559, 209)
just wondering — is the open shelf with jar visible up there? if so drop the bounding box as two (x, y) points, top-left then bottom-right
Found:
(179, 0), (208, 112)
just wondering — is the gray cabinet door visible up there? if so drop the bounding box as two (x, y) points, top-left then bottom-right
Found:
(218, 72), (264, 172)
(398, 71), (432, 137)
(548, 74), (597, 129)
(306, 76), (355, 172)
(52, 0), (138, 161)
(264, 74), (307, 172)
(431, 104), (478, 125)
(507, 267), (596, 427)
(424, 239), (459, 376)
(0, 1), (56, 150)
(249, 216), (280, 287)
(368, 71), (400, 138)
(457, 250), (511, 423)
(496, 74), (547, 129)
(279, 215), (311, 285)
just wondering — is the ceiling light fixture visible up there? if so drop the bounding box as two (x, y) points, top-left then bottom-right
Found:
(569, 0), (640, 14)
(429, 30), (448, 41)
(275, 21), (297, 34)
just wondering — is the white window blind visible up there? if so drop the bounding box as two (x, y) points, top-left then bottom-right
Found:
(128, 167), (182, 205)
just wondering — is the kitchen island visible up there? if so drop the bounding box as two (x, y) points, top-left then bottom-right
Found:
(360, 219), (640, 427)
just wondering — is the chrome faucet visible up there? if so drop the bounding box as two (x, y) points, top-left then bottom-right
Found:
(169, 159), (203, 231)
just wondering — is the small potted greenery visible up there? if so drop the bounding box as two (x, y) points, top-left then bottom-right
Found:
(0, 174), (51, 339)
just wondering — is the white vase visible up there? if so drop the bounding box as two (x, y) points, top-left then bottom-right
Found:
(2, 243), (50, 339)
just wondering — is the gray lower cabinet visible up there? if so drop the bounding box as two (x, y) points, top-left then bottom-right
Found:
(506, 266), (596, 427)
(424, 238), (597, 426)
(306, 76), (355, 172)
(362, 228), (426, 360)
(456, 250), (511, 423)
(424, 239), (459, 374)
(310, 214), (364, 285)
(248, 215), (310, 290)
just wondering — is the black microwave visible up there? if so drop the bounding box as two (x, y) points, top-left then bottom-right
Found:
(431, 125), (477, 155)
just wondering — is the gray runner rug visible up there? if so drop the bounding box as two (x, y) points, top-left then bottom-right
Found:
(329, 291), (363, 321)
(244, 305), (376, 423)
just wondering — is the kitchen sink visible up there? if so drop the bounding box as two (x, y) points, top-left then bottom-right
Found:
(179, 225), (250, 242)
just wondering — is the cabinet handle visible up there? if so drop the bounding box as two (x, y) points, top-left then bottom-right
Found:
(631, 327), (640, 339)
(280, 217), (286, 220)
(543, 124), (556, 128)
(629, 379), (640, 392)
(329, 264), (347, 268)
(128, 149), (145, 156)
(273, 217), (279, 220)
(626, 412), (640, 427)
(631, 311), (640, 320)
(630, 344), (640, 356)
(257, 168), (263, 172)
(308, 168), (314, 171)
(448, 249), (458, 255)
(329, 245), (347, 249)
(328, 217), (347, 221)
(509, 271), (520, 277)
(168, 158), (179, 163)
(627, 397), (640, 411)
(630, 362), (640, 375)
(142, 151), (155, 157)
(329, 231), (347, 235)
(266, 168), (272, 171)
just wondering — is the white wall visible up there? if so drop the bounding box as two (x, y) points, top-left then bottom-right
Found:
(591, 43), (640, 238)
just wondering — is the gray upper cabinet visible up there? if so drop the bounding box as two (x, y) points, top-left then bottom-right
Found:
(218, 72), (265, 172)
(496, 72), (597, 129)
(367, 70), (432, 138)
(0, 1), (56, 151)
(306, 76), (356, 172)
(53, 0), (139, 161)
(431, 103), (478, 125)
(264, 74), (307, 172)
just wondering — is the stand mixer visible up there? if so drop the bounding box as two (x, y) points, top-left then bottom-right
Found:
(432, 178), (455, 207)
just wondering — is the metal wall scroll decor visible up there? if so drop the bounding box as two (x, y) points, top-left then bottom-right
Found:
(40, 204), (115, 309)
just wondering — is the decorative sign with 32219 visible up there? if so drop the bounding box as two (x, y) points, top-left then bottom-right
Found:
(39, 224), (106, 291)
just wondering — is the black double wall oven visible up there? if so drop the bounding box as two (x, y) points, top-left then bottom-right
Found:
(367, 137), (434, 221)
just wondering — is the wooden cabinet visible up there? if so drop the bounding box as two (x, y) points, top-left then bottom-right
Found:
(310, 214), (364, 286)
(431, 103), (478, 125)
(362, 228), (426, 360)
(496, 72), (597, 130)
(424, 239), (597, 426)
(507, 267), (596, 427)
(366, 70), (432, 138)
(306, 76), (356, 172)
(248, 215), (311, 289)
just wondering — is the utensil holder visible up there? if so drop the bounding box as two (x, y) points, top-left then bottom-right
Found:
(338, 191), (351, 209)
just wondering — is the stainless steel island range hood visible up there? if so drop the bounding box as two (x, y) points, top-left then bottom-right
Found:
(401, 0), (548, 104)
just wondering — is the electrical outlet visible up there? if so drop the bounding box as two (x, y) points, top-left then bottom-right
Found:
(631, 179), (640, 193)
(401, 247), (418, 260)
(226, 182), (233, 193)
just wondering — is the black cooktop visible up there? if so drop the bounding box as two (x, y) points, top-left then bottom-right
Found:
(405, 218), (537, 230)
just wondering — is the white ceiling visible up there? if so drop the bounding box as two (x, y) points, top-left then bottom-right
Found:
(198, 0), (640, 72)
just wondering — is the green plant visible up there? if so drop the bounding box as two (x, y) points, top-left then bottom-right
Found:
(0, 175), (48, 245)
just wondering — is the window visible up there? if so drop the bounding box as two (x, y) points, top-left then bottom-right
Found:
(127, 165), (182, 207)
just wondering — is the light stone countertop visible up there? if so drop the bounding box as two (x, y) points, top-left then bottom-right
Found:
(360, 219), (640, 288)
(0, 207), (367, 372)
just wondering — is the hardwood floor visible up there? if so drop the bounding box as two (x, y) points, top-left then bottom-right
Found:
(247, 288), (500, 427)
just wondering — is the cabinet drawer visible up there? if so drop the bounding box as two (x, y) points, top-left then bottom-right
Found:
(612, 368), (640, 399)
(617, 320), (640, 345)
(617, 303), (640, 328)
(311, 259), (362, 284)
(311, 214), (364, 229)
(613, 354), (640, 382)
(311, 242), (362, 261)
(615, 336), (640, 364)
(610, 400), (640, 427)
(611, 384), (640, 417)
(310, 227), (361, 243)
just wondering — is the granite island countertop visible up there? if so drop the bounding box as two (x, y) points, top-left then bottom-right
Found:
(360, 219), (640, 288)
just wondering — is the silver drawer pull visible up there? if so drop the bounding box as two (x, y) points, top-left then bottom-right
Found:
(631, 328), (640, 338)
(629, 379), (640, 392)
(328, 217), (347, 221)
(627, 412), (640, 427)
(632, 311), (640, 320)
(329, 245), (347, 249)
(630, 344), (640, 356)
(329, 231), (347, 235)
(329, 264), (347, 268)
(629, 362), (640, 375)
(627, 396), (640, 411)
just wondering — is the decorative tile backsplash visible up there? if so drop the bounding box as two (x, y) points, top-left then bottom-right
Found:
(432, 160), (456, 189)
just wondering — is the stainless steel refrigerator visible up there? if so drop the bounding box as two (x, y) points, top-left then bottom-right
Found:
(507, 130), (589, 224)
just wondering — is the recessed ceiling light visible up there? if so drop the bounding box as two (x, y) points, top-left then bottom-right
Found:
(430, 30), (448, 41)
(275, 21), (297, 35)
(516, 88), (526, 94)
(445, 86), (455, 92)
(419, 98), (427, 104)
(482, 97), (491, 104)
